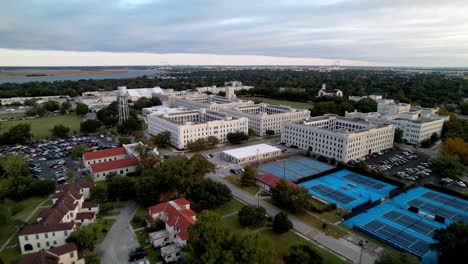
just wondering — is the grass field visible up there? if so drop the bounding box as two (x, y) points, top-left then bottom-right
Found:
(212, 198), (245, 216)
(225, 174), (260, 196)
(0, 114), (83, 140)
(239, 96), (313, 109)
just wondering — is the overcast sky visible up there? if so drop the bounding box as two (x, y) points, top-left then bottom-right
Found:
(1, 0), (467, 67)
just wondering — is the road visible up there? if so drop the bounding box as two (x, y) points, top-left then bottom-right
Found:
(207, 173), (377, 264)
(96, 201), (139, 264)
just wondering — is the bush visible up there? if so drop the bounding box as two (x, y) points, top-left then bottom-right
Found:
(273, 212), (292, 234)
(317, 155), (328, 163)
(238, 205), (266, 227)
(265, 129), (275, 136)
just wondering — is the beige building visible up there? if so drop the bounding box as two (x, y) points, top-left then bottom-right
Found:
(15, 243), (84, 264)
(281, 115), (395, 162)
(317, 83), (343, 97)
(220, 144), (281, 164)
(147, 109), (248, 149)
(220, 103), (310, 136)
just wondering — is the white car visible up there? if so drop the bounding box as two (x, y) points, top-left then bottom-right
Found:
(39, 157), (47, 161)
(456, 181), (467, 188)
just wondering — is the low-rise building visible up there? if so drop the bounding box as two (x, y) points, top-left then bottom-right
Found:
(377, 99), (411, 115)
(0, 95), (70, 106)
(82, 147), (128, 167)
(147, 108), (248, 149)
(348, 95), (383, 102)
(220, 144), (281, 164)
(256, 173), (299, 192)
(18, 183), (99, 254)
(90, 157), (139, 181)
(317, 83), (343, 97)
(14, 243), (84, 264)
(146, 198), (196, 263)
(220, 103), (310, 136)
(169, 88), (254, 111)
(142, 105), (185, 117)
(281, 115), (394, 162)
(195, 81), (253, 94)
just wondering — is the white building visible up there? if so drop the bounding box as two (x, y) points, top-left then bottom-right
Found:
(317, 83), (343, 97)
(377, 99), (411, 115)
(147, 108), (248, 149)
(220, 103), (310, 136)
(196, 81), (253, 94)
(281, 115), (395, 162)
(18, 183), (99, 254)
(220, 143), (282, 164)
(348, 95), (383, 102)
(80, 91), (116, 109)
(0, 95), (70, 106)
(126, 87), (164, 101)
(147, 198), (196, 263)
(15, 243), (84, 264)
(142, 105), (185, 117)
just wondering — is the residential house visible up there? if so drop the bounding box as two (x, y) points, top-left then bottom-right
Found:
(14, 243), (84, 264)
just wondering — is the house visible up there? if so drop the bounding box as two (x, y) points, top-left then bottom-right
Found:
(14, 243), (84, 264)
(18, 183), (99, 254)
(317, 83), (343, 97)
(82, 147), (128, 167)
(90, 157), (139, 181)
(256, 173), (299, 193)
(146, 198), (197, 262)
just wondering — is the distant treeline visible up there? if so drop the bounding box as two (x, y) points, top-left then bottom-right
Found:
(0, 69), (467, 108)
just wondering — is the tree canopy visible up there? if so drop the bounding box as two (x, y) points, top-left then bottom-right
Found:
(429, 153), (466, 179)
(0, 123), (33, 145)
(151, 131), (171, 148)
(75, 102), (89, 115)
(271, 180), (311, 213)
(240, 165), (257, 186)
(238, 205), (266, 227)
(432, 222), (468, 264)
(51, 124), (70, 138)
(80, 119), (102, 134)
(273, 211), (293, 234)
(227, 131), (249, 144)
(186, 179), (232, 210)
(132, 96), (162, 111)
(284, 244), (323, 264)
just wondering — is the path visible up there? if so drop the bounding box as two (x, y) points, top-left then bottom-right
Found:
(96, 201), (139, 264)
(0, 197), (51, 252)
(207, 173), (378, 264)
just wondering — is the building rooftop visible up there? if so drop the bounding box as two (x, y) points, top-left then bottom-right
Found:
(82, 147), (127, 161)
(256, 173), (299, 189)
(90, 157), (139, 173)
(222, 144), (280, 160)
(127, 87), (163, 97)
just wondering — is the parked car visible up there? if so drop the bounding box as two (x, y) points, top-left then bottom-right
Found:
(129, 248), (147, 262)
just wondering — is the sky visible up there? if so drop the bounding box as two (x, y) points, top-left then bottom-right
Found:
(0, 0), (467, 67)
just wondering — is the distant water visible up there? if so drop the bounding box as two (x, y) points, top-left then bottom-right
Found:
(0, 69), (160, 84)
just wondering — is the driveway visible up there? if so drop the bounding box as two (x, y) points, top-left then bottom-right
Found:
(96, 201), (139, 264)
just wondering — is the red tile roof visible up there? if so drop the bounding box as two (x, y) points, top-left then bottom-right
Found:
(14, 243), (78, 264)
(47, 243), (77, 256)
(19, 222), (75, 236)
(256, 173), (299, 189)
(82, 201), (98, 208)
(75, 212), (95, 220)
(79, 182), (94, 189)
(82, 147), (127, 161)
(147, 198), (195, 241)
(90, 157), (139, 173)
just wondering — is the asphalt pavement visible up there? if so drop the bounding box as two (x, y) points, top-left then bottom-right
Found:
(96, 201), (139, 264)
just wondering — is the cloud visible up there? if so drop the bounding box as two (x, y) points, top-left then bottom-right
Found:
(0, 0), (467, 66)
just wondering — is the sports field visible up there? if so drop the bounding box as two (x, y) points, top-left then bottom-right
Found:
(238, 96), (312, 109)
(259, 156), (334, 181)
(0, 114), (83, 140)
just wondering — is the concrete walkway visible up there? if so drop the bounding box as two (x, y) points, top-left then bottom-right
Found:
(207, 173), (378, 264)
(0, 197), (51, 252)
(96, 201), (139, 264)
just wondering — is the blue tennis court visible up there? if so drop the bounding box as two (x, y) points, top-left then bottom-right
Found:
(344, 187), (468, 263)
(258, 156), (334, 181)
(299, 170), (397, 210)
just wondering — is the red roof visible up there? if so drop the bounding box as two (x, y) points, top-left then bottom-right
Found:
(90, 157), (139, 173)
(75, 212), (95, 220)
(14, 243), (78, 264)
(82, 201), (99, 208)
(256, 174), (299, 189)
(19, 222), (75, 236)
(48, 243), (77, 256)
(147, 198), (195, 241)
(82, 147), (127, 161)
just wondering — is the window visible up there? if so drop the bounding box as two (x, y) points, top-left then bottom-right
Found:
(36, 242), (41, 248)
(46, 241), (50, 247)
(24, 236), (28, 241)
(64, 231), (68, 236)
(70, 252), (74, 258)
(35, 234), (39, 239)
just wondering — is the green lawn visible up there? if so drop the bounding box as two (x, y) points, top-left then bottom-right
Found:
(0, 114), (83, 140)
(0, 247), (22, 264)
(239, 96), (313, 110)
(95, 219), (116, 243)
(212, 198), (245, 216)
(12, 196), (50, 222)
(225, 174), (260, 196)
(131, 206), (148, 230)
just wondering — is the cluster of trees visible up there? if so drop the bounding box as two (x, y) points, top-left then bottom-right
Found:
(394, 128), (404, 144)
(439, 111), (468, 141)
(24, 100), (87, 117)
(96, 101), (143, 133)
(310, 97), (377, 116)
(132, 96), (162, 111)
(187, 136), (219, 151)
(271, 180), (312, 213)
(420, 133), (439, 148)
(441, 137), (467, 165)
(240, 165), (257, 186)
(429, 154), (466, 179)
(238, 205), (267, 227)
(227, 131), (249, 144)
(51, 124), (70, 138)
(80, 120), (102, 134)
(150, 131), (171, 148)
(0, 123), (33, 145)
(186, 179), (232, 210)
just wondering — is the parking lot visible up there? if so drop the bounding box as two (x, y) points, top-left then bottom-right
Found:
(364, 148), (467, 191)
(0, 135), (117, 184)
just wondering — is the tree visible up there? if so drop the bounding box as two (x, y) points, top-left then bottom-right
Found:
(189, 154), (215, 183)
(230, 232), (274, 264)
(51, 125), (70, 138)
(355, 98), (377, 113)
(70, 144), (89, 160)
(206, 136), (220, 147)
(84, 253), (101, 264)
(394, 128), (404, 144)
(460, 101), (468, 115)
(442, 137), (468, 165)
(118, 117), (142, 134)
(133, 97), (162, 111)
(430, 133), (439, 144)
(0, 124), (33, 145)
(60, 101), (72, 114)
(7, 176), (55, 200)
(90, 184), (107, 203)
(265, 129), (275, 136)
(227, 131), (249, 144)
(240, 165), (257, 186)
(238, 205), (266, 227)
(97, 102), (118, 126)
(284, 244), (323, 264)
(0, 155), (30, 178)
(105, 174), (135, 201)
(134, 176), (160, 207)
(186, 179), (232, 209)
(273, 211), (293, 234)
(375, 252), (420, 264)
(271, 180), (311, 213)
(429, 154), (466, 179)
(43, 100), (60, 112)
(26, 105), (46, 117)
(187, 138), (210, 150)
(75, 102), (89, 115)
(80, 120), (102, 134)
(66, 225), (98, 250)
(432, 222), (468, 264)
(151, 131), (171, 148)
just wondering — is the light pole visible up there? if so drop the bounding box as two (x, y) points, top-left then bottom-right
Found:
(256, 149), (259, 168)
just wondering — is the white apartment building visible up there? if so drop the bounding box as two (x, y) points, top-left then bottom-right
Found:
(348, 95), (383, 102)
(221, 103), (310, 136)
(377, 99), (411, 115)
(281, 115), (395, 162)
(196, 81), (253, 94)
(220, 143), (282, 164)
(19, 183), (99, 254)
(317, 83), (343, 97)
(147, 109), (249, 149)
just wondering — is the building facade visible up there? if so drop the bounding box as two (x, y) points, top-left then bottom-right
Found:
(220, 144), (282, 164)
(377, 99), (411, 115)
(220, 103), (310, 136)
(317, 83), (343, 97)
(147, 109), (248, 149)
(281, 115), (395, 162)
(14, 243), (84, 264)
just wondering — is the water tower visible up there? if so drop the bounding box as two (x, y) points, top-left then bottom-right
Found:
(117, 86), (129, 124)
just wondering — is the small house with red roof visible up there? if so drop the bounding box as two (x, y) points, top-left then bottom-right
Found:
(146, 198), (196, 262)
(256, 173), (299, 193)
(318, 83), (343, 97)
(14, 243), (84, 264)
(18, 183), (99, 255)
